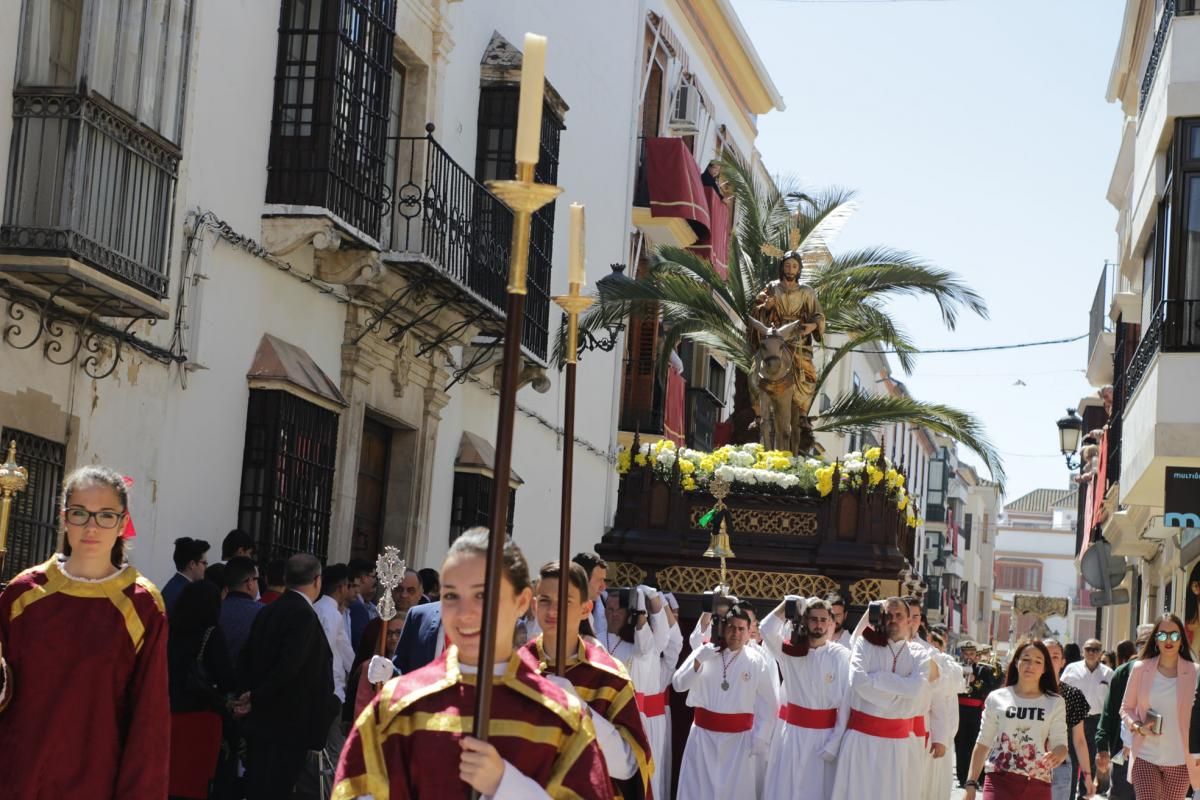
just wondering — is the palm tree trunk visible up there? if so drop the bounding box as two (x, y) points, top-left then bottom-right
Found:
(729, 370), (758, 445)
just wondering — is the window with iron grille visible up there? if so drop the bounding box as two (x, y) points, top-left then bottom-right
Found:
(706, 357), (726, 403)
(236, 390), (339, 562)
(266, 0), (397, 240)
(0, 428), (65, 581)
(449, 472), (515, 546)
(4, 0), (194, 300)
(475, 85), (564, 358)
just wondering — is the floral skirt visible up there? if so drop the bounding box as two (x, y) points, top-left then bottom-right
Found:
(983, 770), (1051, 800)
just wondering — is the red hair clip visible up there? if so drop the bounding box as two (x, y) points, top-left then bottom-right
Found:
(122, 476), (137, 539)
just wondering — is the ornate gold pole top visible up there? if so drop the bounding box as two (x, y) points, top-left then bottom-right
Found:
(0, 441), (29, 496)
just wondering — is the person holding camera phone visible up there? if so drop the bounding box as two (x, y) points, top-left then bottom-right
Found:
(649, 593), (684, 800)
(759, 596), (850, 800)
(830, 597), (937, 800)
(1120, 613), (1198, 799)
(904, 597), (953, 800)
(672, 605), (778, 799)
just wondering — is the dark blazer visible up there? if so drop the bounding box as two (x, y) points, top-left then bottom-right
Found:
(161, 573), (190, 617)
(394, 601), (441, 674)
(239, 589), (339, 749)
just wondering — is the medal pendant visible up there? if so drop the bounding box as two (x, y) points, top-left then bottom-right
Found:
(721, 680), (730, 691)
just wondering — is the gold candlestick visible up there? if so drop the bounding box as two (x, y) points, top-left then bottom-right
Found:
(0, 440), (30, 580)
(472, 158), (563, 742)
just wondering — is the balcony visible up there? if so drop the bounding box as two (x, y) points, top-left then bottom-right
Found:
(381, 129), (550, 362)
(1140, 0), (1200, 118)
(1086, 263), (1116, 387)
(1117, 299), (1200, 506)
(632, 137), (705, 249)
(0, 90), (178, 317)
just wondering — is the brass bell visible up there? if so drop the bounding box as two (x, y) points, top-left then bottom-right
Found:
(703, 518), (736, 559)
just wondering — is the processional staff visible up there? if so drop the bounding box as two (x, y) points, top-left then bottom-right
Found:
(0, 441), (30, 581)
(552, 204), (593, 674)
(373, 546), (406, 689)
(474, 31), (563, 740)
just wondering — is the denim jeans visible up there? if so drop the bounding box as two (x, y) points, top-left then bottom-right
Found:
(1051, 761), (1073, 800)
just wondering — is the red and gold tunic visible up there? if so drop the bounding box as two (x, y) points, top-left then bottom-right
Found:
(0, 557), (169, 798)
(333, 644), (614, 800)
(525, 635), (654, 800)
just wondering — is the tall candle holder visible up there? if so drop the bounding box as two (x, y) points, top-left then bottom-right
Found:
(473, 158), (562, 740)
(551, 282), (594, 674)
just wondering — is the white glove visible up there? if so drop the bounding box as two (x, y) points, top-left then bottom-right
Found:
(695, 643), (721, 663)
(366, 655), (395, 684)
(784, 595), (802, 605)
(663, 592), (679, 611)
(639, 584), (660, 602)
(820, 747), (837, 764)
(630, 587), (645, 613)
(751, 739), (770, 757)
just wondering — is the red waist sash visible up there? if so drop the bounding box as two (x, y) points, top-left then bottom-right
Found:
(636, 690), (669, 717)
(847, 709), (913, 739)
(959, 697), (985, 708)
(781, 704), (838, 729)
(693, 707), (754, 733)
(912, 716), (928, 737)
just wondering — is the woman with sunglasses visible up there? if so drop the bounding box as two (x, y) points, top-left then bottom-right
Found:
(0, 465), (169, 798)
(1120, 613), (1199, 798)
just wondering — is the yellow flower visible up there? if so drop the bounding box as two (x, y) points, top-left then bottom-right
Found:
(699, 457), (716, 473)
(617, 450), (632, 474)
(769, 456), (791, 471)
(897, 494), (908, 511)
(634, 453), (648, 467)
(867, 466), (884, 486)
(865, 446), (882, 463)
(682, 476), (697, 492)
(679, 459), (696, 475)
(815, 466), (835, 497)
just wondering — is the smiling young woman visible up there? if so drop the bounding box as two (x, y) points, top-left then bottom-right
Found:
(332, 527), (614, 800)
(0, 465), (169, 798)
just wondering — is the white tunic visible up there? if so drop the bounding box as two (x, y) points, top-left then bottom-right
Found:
(672, 644), (778, 800)
(907, 637), (941, 800)
(608, 608), (668, 694)
(923, 651), (963, 800)
(830, 636), (932, 800)
(648, 619), (683, 800)
(760, 615), (851, 800)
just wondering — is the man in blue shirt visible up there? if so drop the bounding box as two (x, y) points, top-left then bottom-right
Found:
(161, 536), (210, 617)
(219, 556), (264, 663)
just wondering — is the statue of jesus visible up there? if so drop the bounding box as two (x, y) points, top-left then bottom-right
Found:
(751, 250), (825, 423)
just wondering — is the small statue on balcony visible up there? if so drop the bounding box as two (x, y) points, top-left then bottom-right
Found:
(749, 248), (825, 453)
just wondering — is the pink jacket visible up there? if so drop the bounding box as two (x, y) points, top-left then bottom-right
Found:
(1119, 656), (1200, 780)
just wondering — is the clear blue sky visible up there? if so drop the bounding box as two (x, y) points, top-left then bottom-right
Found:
(733, 0), (1126, 502)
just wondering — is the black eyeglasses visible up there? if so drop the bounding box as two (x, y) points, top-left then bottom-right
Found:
(64, 507), (126, 529)
(1156, 631), (1183, 643)
(1083, 646), (1102, 652)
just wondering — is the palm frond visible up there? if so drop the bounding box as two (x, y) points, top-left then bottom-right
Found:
(814, 391), (1006, 491)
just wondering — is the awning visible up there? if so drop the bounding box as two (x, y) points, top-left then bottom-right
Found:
(456, 431), (524, 489)
(247, 334), (346, 411)
(643, 137), (711, 238)
(689, 183), (730, 278)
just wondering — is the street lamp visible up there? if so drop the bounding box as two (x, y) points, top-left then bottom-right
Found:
(1057, 407), (1083, 470)
(574, 263), (634, 358)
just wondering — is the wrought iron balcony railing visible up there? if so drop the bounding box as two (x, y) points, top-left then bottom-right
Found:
(383, 128), (551, 361)
(1140, 0), (1200, 116)
(1, 90), (179, 301)
(1122, 298), (1200, 401)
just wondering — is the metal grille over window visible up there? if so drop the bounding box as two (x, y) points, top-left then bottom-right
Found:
(236, 390), (339, 562)
(266, 0), (398, 241)
(0, 429), (65, 582)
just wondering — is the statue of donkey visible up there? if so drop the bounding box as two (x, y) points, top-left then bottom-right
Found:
(748, 317), (816, 454)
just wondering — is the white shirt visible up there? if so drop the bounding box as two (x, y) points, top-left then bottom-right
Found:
(1060, 660), (1113, 716)
(1137, 671), (1187, 766)
(977, 687), (1068, 781)
(314, 595), (356, 702)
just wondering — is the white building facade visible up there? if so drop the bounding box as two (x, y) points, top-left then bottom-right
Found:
(0, 0), (782, 585)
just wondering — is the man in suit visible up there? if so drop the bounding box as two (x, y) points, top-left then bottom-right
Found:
(393, 601), (442, 674)
(161, 536), (210, 616)
(239, 553), (339, 800)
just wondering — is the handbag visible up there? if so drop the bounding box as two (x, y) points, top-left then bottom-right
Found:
(185, 626), (224, 709)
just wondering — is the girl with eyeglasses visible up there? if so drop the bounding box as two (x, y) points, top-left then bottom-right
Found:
(1119, 613), (1199, 798)
(0, 465), (169, 798)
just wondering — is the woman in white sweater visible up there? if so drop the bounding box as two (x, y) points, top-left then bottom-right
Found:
(962, 640), (1068, 800)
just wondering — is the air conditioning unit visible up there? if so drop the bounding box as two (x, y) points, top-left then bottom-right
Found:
(668, 81), (701, 135)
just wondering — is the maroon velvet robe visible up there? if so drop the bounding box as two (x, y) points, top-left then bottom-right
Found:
(0, 557), (170, 798)
(524, 635), (655, 800)
(333, 644), (614, 800)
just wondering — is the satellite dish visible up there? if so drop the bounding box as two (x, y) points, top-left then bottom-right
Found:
(1081, 539), (1127, 590)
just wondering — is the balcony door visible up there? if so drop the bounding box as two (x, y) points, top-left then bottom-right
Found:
(352, 416), (392, 562)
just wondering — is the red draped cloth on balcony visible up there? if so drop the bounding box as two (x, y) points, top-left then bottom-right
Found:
(643, 136), (710, 239)
(663, 369), (687, 445)
(1079, 428), (1109, 560)
(690, 184), (730, 278)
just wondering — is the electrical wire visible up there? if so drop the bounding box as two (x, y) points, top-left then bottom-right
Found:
(853, 333), (1086, 355)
